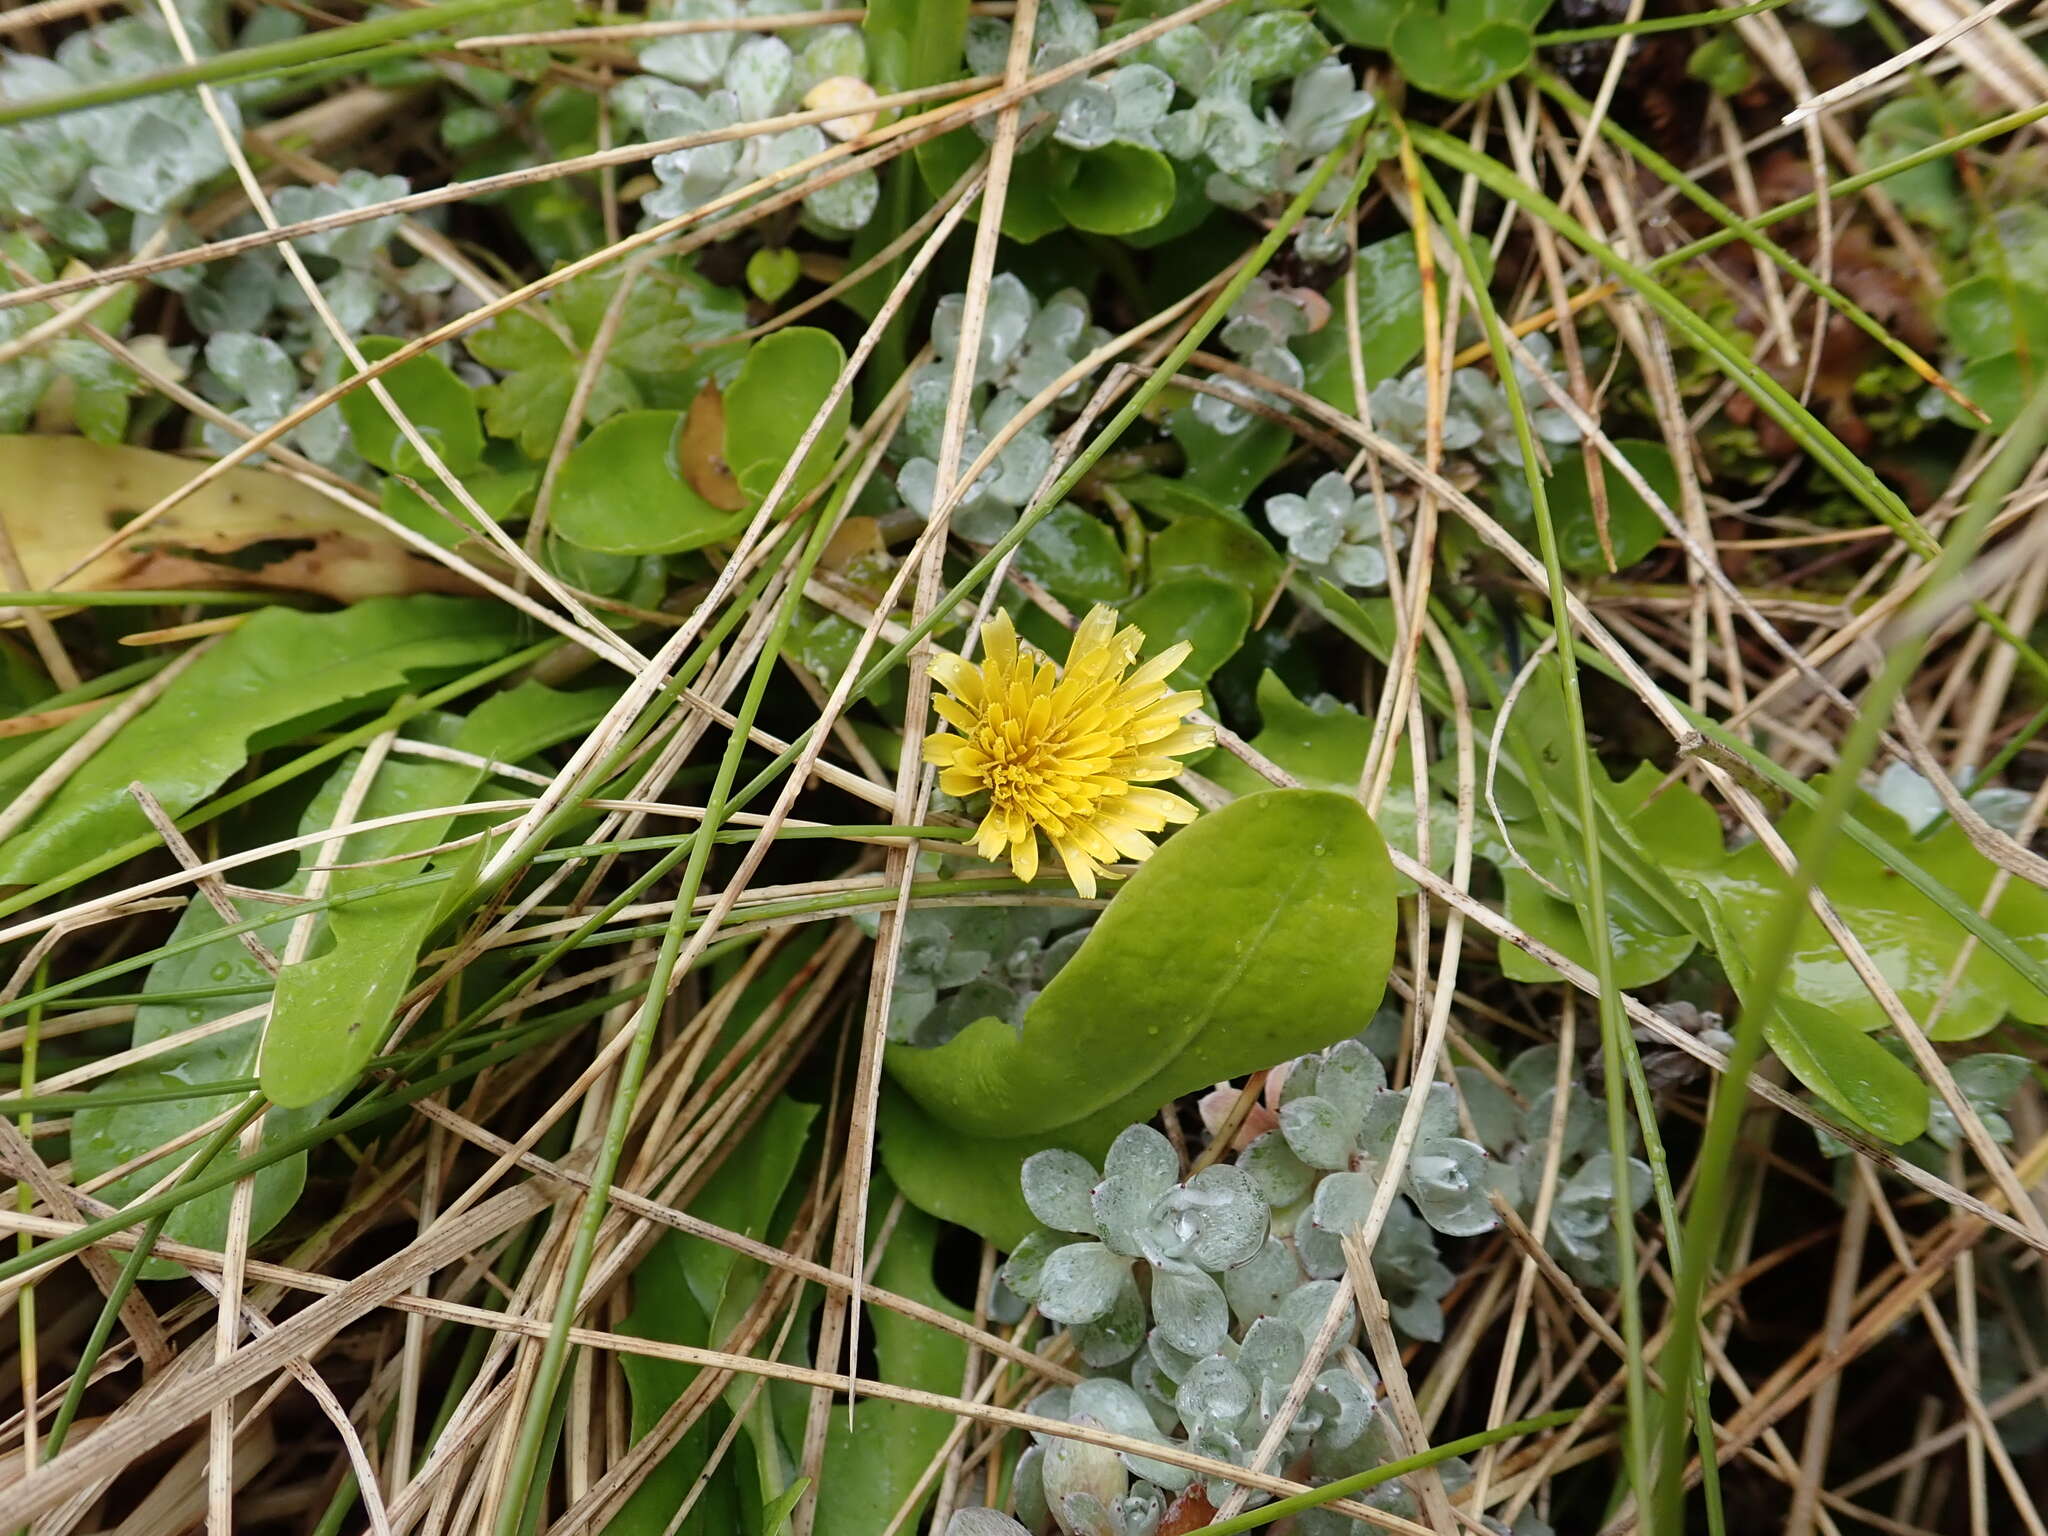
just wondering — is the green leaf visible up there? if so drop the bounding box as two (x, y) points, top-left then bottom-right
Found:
(1117, 472), (1252, 525)
(1299, 237), (1426, 413)
(746, 247), (801, 305)
(1391, 13), (1532, 98)
(1236, 10), (1331, 80)
(883, 791), (1397, 1244)
(916, 132), (1065, 243)
(1147, 509), (1283, 597)
(381, 464), (536, 547)
(1167, 408), (1292, 507)
(71, 883), (333, 1281)
(1950, 351), (2047, 432)
(551, 409), (748, 556)
(1124, 576), (1249, 687)
(0, 596), (520, 885)
(722, 328), (852, 505)
(1538, 438), (1677, 574)
(1015, 503), (1130, 606)
(259, 682), (617, 1107)
(1050, 143), (1177, 236)
(339, 335), (485, 478)
(1761, 995), (1930, 1145)
(1319, 0), (1413, 47)
(1937, 277), (2048, 362)
(863, 0), (968, 93)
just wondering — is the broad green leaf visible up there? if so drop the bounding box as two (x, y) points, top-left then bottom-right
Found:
(0, 596), (519, 885)
(260, 682), (617, 1106)
(1937, 277), (2048, 363)
(1117, 472), (1252, 525)
(1761, 995), (1930, 1145)
(915, 131), (1065, 243)
(1535, 439), (1676, 574)
(1125, 576), (1250, 687)
(1050, 143), (1177, 236)
(339, 335), (485, 479)
(1299, 237), (1426, 412)
(1148, 511), (1283, 597)
(1319, 0), (1411, 47)
(551, 409), (747, 556)
(381, 464), (536, 548)
(883, 791), (1397, 1243)
(863, 0), (968, 94)
(1015, 503), (1130, 606)
(1168, 408), (1291, 507)
(722, 328), (852, 505)
(70, 809), (342, 1281)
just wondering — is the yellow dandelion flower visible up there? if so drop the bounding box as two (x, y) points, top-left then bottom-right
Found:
(923, 604), (1213, 899)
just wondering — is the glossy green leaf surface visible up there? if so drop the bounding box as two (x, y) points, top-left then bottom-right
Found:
(1051, 143), (1177, 236)
(551, 409), (746, 555)
(883, 791), (1397, 1242)
(1299, 237), (1426, 412)
(0, 596), (519, 885)
(1125, 576), (1250, 686)
(723, 327), (853, 504)
(339, 335), (485, 479)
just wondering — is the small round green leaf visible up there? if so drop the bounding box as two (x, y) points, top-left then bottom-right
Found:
(1125, 576), (1250, 686)
(340, 335), (484, 478)
(721, 326), (852, 505)
(551, 409), (747, 555)
(1050, 143), (1177, 236)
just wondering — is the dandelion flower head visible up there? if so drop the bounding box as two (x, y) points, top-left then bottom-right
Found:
(924, 605), (1213, 899)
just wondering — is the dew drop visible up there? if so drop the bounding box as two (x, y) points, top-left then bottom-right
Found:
(210, 960), (235, 981)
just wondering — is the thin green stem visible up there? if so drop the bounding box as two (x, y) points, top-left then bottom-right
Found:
(1533, 0), (1790, 43)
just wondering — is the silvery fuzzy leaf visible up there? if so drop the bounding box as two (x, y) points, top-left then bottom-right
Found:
(1023, 1149), (1103, 1235)
(1147, 1326), (1201, 1386)
(1296, 1219), (1345, 1280)
(1237, 1314), (1307, 1391)
(1308, 1169), (1376, 1250)
(1389, 1286), (1445, 1343)
(1074, 1272), (1147, 1367)
(1194, 88), (1284, 182)
(205, 331), (296, 417)
(640, 0), (740, 86)
(1014, 1444), (1051, 1529)
(1104, 1124), (1179, 1196)
(1120, 1486), (1166, 1536)
(1929, 1053), (2030, 1148)
(1028, 1386), (1074, 1447)
(1043, 1425), (1128, 1530)
(983, 272), (1035, 374)
(1001, 1228), (1064, 1301)
(1172, 1164), (1269, 1272)
(319, 267), (382, 336)
(1328, 541), (1388, 591)
(1279, 1278), (1354, 1348)
(186, 255), (278, 336)
(1091, 1173), (1160, 1259)
(1223, 1236), (1302, 1325)
(1055, 1491), (1121, 1536)
(988, 1276), (1029, 1327)
(990, 427), (1053, 505)
(728, 36), (795, 123)
(1238, 1132), (1315, 1213)
(1266, 491), (1342, 566)
(1310, 1369), (1374, 1449)
(1131, 1352), (1180, 1431)
(1150, 1262), (1229, 1357)
(1358, 1082), (1459, 1167)
(1279, 1095), (1355, 1170)
(1039, 0), (1101, 55)
(1505, 1044), (1561, 1103)
(793, 23), (865, 92)
(1406, 1137), (1497, 1237)
(1455, 1066), (1520, 1156)
(1023, 288), (1089, 358)
(1236, 11), (1328, 83)
(1108, 64), (1175, 135)
(1313, 1040), (1387, 1125)
(1143, 26), (1215, 91)
(947, 1512), (1032, 1536)
(1071, 1377), (1189, 1492)
(1153, 106), (1206, 162)
(1176, 1352), (1253, 1435)
(964, 16), (1012, 76)
(1037, 1241), (1129, 1325)
(1054, 82), (1116, 151)
(954, 496), (1019, 545)
(898, 457), (938, 516)
(805, 166), (878, 231)
(1284, 58), (1373, 156)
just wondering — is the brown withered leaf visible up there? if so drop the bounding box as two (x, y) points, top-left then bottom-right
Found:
(0, 434), (477, 603)
(678, 383), (747, 512)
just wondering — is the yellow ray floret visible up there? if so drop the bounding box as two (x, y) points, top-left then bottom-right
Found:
(923, 604), (1213, 899)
